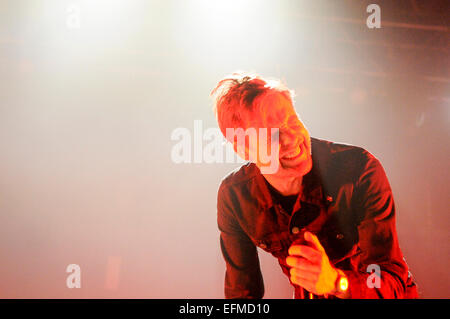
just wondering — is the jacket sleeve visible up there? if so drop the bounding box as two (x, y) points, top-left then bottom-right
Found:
(217, 182), (264, 299)
(344, 154), (410, 298)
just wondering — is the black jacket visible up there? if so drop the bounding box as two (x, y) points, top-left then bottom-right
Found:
(217, 137), (418, 298)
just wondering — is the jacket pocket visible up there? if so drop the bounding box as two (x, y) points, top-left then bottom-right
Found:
(252, 231), (289, 258)
(318, 222), (359, 262)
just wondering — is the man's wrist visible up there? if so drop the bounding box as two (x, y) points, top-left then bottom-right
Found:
(332, 269), (350, 299)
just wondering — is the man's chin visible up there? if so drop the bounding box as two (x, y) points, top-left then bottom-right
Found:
(279, 158), (312, 177)
(256, 156), (312, 176)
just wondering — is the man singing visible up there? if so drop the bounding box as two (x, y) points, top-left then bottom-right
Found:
(211, 72), (418, 299)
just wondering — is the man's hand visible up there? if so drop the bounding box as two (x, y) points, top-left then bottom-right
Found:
(286, 231), (339, 296)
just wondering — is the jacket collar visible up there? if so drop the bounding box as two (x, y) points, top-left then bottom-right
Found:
(249, 137), (330, 211)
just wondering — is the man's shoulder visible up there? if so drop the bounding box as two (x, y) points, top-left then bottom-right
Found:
(218, 162), (259, 191)
(311, 137), (384, 186)
(312, 137), (378, 166)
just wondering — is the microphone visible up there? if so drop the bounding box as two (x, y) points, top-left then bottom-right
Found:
(289, 202), (321, 299)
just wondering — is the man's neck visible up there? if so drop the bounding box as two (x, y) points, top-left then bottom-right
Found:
(262, 174), (303, 196)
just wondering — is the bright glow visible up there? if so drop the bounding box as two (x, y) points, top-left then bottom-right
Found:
(171, 0), (280, 65)
(339, 277), (349, 291)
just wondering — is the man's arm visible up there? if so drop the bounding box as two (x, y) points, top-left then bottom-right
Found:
(343, 153), (409, 298)
(286, 153), (411, 299)
(217, 182), (264, 299)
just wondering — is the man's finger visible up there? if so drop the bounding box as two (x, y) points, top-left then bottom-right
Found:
(290, 267), (319, 281)
(286, 256), (320, 273)
(288, 245), (321, 262)
(290, 275), (316, 292)
(304, 231), (325, 253)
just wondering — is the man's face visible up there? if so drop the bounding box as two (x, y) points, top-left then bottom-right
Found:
(234, 93), (313, 178)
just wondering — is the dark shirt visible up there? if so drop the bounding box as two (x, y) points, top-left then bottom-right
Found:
(264, 180), (298, 216)
(217, 137), (418, 299)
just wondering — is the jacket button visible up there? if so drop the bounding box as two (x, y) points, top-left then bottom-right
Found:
(336, 233), (344, 240)
(291, 227), (300, 234)
(259, 243), (267, 249)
